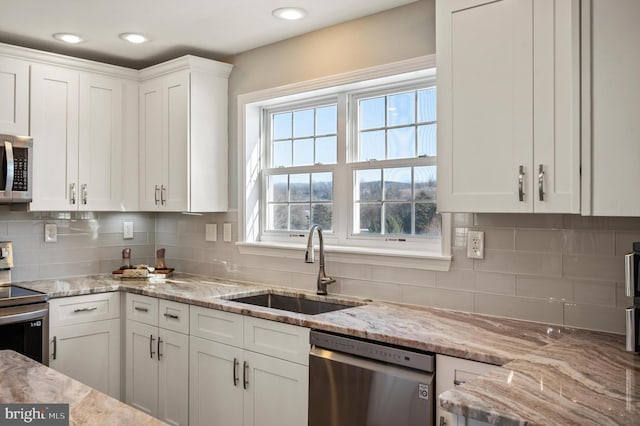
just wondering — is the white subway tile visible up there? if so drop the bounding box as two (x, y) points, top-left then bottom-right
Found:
(615, 282), (634, 308)
(436, 269), (476, 291)
(516, 276), (573, 301)
(561, 230), (615, 255)
(400, 285), (474, 311)
(571, 279), (616, 306)
(515, 229), (563, 252)
(482, 228), (515, 250)
(475, 213), (563, 229)
(474, 294), (564, 324)
(563, 303), (626, 334)
(614, 231), (640, 256)
(562, 254), (624, 281)
(476, 250), (563, 276)
(369, 265), (436, 287)
(475, 272), (516, 295)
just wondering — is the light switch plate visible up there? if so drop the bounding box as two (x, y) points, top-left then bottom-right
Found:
(44, 224), (57, 243)
(223, 223), (232, 242)
(123, 221), (134, 239)
(205, 224), (218, 242)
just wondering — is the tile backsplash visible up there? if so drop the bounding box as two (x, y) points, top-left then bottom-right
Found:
(1, 206), (633, 334)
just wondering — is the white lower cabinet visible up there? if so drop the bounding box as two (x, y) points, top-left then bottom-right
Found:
(189, 307), (309, 426)
(125, 294), (189, 426)
(436, 354), (499, 426)
(48, 292), (121, 399)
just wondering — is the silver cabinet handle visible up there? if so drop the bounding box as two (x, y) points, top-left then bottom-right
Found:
(157, 336), (163, 360)
(134, 306), (149, 313)
(538, 164), (545, 201)
(233, 357), (239, 387)
(518, 165), (525, 202)
(439, 416), (447, 426)
(154, 185), (160, 205)
(73, 306), (97, 313)
(161, 185), (166, 205)
(4, 141), (14, 193)
(453, 379), (466, 386)
(163, 313), (179, 320)
(81, 183), (87, 205)
(52, 336), (57, 360)
(625, 253), (636, 298)
(70, 183), (76, 205)
(149, 334), (155, 359)
(243, 361), (249, 390)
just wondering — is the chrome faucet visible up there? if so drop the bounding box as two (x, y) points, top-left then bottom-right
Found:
(305, 225), (335, 295)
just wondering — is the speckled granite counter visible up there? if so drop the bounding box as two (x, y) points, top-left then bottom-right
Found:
(0, 350), (166, 425)
(14, 273), (640, 425)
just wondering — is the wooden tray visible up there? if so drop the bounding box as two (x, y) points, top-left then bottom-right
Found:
(112, 268), (174, 279)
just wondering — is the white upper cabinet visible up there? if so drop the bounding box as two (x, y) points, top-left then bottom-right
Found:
(0, 57), (29, 135)
(139, 56), (232, 212)
(30, 62), (138, 211)
(437, 0), (580, 213)
(582, 0), (640, 216)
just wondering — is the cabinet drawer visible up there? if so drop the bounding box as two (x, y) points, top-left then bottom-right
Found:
(125, 293), (158, 326)
(243, 316), (310, 365)
(189, 306), (243, 347)
(49, 292), (120, 327)
(159, 299), (189, 334)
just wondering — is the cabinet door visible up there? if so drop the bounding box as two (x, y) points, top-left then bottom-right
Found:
(437, 0), (533, 212)
(583, 0), (640, 216)
(243, 351), (308, 426)
(189, 336), (243, 426)
(126, 320), (159, 417)
(49, 318), (120, 399)
(139, 78), (163, 210)
(30, 64), (79, 211)
(78, 73), (123, 211)
(0, 57), (29, 135)
(158, 329), (189, 426)
(162, 70), (189, 211)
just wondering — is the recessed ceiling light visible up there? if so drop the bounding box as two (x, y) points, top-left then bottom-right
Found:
(272, 7), (307, 20)
(119, 33), (149, 44)
(52, 33), (85, 44)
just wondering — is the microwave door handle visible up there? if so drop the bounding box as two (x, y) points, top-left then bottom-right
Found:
(4, 141), (14, 195)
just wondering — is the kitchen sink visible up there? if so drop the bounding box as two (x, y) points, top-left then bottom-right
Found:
(229, 292), (360, 315)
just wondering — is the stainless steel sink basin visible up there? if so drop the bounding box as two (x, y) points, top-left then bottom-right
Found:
(229, 292), (360, 315)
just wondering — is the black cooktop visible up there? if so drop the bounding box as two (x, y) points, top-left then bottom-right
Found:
(0, 285), (49, 308)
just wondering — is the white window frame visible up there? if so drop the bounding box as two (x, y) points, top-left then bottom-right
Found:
(237, 55), (452, 271)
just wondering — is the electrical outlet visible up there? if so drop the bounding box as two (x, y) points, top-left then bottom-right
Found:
(467, 230), (485, 259)
(205, 224), (218, 242)
(44, 224), (57, 243)
(123, 221), (134, 239)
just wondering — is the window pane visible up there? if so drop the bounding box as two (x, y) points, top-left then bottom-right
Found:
(290, 204), (310, 231)
(316, 105), (337, 135)
(415, 203), (441, 236)
(359, 130), (385, 161)
(273, 140), (292, 167)
(357, 203), (381, 234)
(268, 204), (288, 230)
(293, 109), (314, 138)
(384, 168), (412, 201)
(355, 169), (382, 201)
(359, 97), (385, 130)
(417, 124), (436, 157)
(415, 166), (437, 200)
(273, 112), (292, 140)
(385, 202), (411, 234)
(268, 175), (288, 202)
(312, 172), (332, 201)
(316, 136), (337, 164)
(312, 204), (332, 231)
(289, 174), (310, 201)
(387, 92), (415, 127)
(418, 88), (436, 123)
(293, 138), (314, 166)
(388, 127), (415, 159)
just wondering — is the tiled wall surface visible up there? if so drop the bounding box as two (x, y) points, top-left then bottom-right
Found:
(0, 208), (155, 282)
(157, 211), (637, 334)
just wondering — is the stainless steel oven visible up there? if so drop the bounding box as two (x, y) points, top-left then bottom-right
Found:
(309, 330), (435, 426)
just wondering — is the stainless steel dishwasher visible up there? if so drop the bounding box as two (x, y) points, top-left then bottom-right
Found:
(309, 330), (435, 426)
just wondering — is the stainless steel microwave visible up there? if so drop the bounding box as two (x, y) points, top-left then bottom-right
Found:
(0, 134), (32, 203)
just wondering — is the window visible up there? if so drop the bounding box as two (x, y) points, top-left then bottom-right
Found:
(239, 57), (450, 269)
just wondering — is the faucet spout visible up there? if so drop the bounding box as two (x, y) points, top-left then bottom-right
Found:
(305, 225), (335, 295)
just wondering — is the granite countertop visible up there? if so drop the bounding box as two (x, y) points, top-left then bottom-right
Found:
(15, 273), (640, 425)
(0, 350), (166, 425)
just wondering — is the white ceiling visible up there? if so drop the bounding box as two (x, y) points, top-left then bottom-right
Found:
(0, 0), (418, 69)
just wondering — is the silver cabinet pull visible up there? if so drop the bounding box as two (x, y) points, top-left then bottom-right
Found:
(233, 358), (239, 386)
(625, 253), (635, 298)
(163, 313), (179, 320)
(157, 336), (163, 360)
(518, 165), (525, 202)
(73, 306), (97, 313)
(453, 379), (466, 386)
(70, 183), (76, 205)
(149, 334), (155, 359)
(154, 185), (160, 205)
(52, 336), (57, 360)
(134, 306), (149, 313)
(538, 164), (545, 201)
(81, 183), (87, 205)
(439, 415), (447, 426)
(243, 361), (249, 390)
(161, 185), (166, 205)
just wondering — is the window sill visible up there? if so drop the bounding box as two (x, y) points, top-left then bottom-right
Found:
(236, 241), (452, 272)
